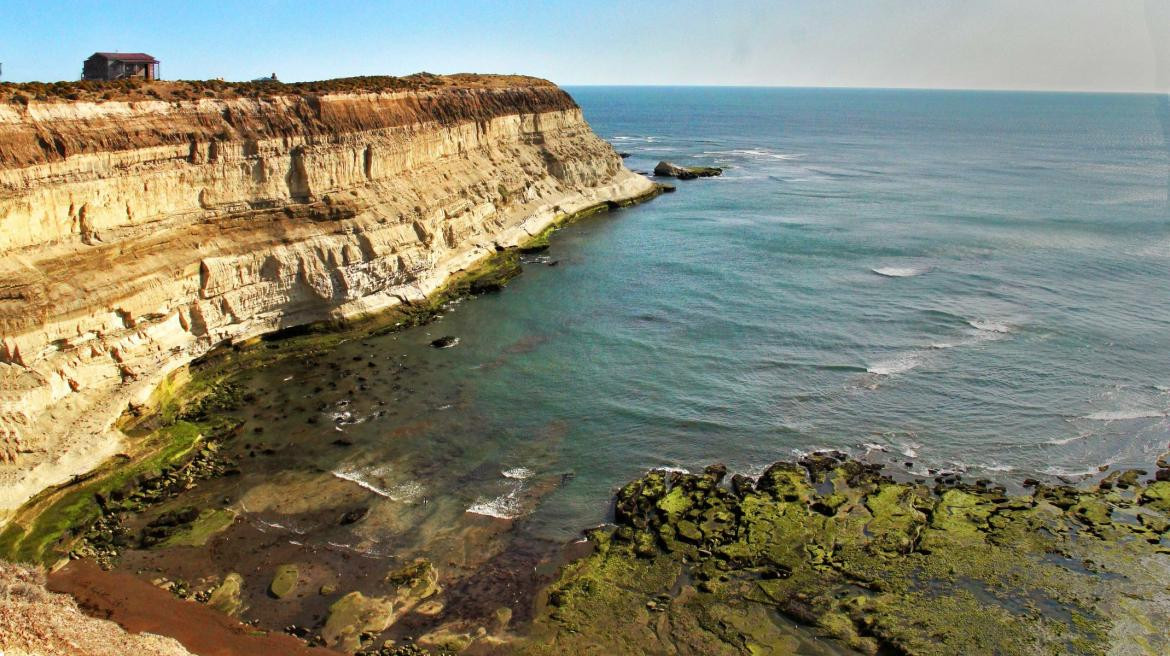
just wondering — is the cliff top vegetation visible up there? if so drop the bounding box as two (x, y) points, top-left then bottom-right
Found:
(0, 73), (556, 105)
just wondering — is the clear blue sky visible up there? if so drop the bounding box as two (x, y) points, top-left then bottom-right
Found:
(1, 0), (1168, 91)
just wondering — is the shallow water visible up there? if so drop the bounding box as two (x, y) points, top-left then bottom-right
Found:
(116, 87), (1170, 631)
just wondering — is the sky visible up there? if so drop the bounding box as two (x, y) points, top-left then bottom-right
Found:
(1, 0), (1169, 92)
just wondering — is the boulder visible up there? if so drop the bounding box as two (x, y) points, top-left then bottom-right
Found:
(653, 161), (722, 180)
(268, 564), (299, 599)
(208, 573), (244, 616)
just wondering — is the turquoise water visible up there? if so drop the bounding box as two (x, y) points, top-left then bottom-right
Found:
(174, 88), (1170, 555)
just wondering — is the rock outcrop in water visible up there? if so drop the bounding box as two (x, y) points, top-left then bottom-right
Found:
(0, 75), (659, 521)
(653, 160), (722, 179)
(520, 453), (1170, 655)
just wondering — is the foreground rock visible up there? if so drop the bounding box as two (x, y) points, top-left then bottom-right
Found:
(0, 560), (193, 656)
(520, 454), (1170, 655)
(654, 160), (723, 179)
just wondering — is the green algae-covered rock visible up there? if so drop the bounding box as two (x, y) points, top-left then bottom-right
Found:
(268, 563), (299, 599)
(1140, 480), (1170, 512)
(385, 558), (439, 602)
(520, 453), (1170, 655)
(207, 572), (244, 616)
(322, 591), (395, 652)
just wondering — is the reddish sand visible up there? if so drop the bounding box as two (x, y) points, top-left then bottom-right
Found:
(47, 560), (339, 656)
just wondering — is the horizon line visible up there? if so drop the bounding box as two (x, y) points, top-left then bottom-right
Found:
(557, 82), (1169, 95)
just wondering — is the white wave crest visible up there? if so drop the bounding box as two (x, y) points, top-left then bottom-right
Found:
(467, 489), (525, 519)
(866, 355), (920, 375)
(871, 266), (930, 278)
(897, 441), (921, 458)
(1045, 432), (1091, 446)
(699, 148), (805, 161)
(502, 467), (534, 479)
(1081, 410), (1167, 421)
(388, 481), (424, 503)
(967, 320), (1013, 334)
(1039, 465), (1100, 478)
(331, 464), (416, 500)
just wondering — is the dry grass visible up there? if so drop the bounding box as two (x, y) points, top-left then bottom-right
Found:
(1, 72), (554, 105)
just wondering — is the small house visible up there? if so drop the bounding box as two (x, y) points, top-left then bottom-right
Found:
(82, 52), (159, 81)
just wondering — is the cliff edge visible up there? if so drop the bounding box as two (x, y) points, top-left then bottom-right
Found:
(0, 75), (657, 522)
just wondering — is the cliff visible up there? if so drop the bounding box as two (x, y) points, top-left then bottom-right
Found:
(0, 75), (657, 522)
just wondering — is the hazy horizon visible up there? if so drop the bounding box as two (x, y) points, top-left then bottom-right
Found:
(1, 0), (1169, 93)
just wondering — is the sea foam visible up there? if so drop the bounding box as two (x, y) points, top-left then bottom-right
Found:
(871, 266), (930, 278)
(1081, 410), (1167, 421)
(866, 355), (920, 375)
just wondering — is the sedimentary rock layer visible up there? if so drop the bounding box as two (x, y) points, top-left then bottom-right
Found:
(0, 76), (656, 520)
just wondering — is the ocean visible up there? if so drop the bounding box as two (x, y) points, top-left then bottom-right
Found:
(125, 87), (1170, 573)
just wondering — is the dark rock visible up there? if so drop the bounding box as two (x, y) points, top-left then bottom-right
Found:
(653, 160), (722, 180)
(430, 336), (459, 349)
(703, 464), (728, 485)
(340, 507), (370, 525)
(730, 474), (754, 498)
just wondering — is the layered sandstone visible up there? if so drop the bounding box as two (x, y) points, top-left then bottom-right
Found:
(0, 76), (656, 521)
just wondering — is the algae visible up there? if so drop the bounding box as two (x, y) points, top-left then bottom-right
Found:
(269, 563), (300, 599)
(208, 572), (245, 616)
(520, 453), (1170, 655)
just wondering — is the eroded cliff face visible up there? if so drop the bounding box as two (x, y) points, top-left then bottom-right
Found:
(0, 77), (656, 520)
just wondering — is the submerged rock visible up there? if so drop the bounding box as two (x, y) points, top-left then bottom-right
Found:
(322, 591), (396, 652)
(339, 506), (370, 525)
(430, 336), (459, 349)
(653, 160), (722, 180)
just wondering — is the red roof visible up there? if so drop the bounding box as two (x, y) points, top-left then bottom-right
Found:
(91, 52), (158, 63)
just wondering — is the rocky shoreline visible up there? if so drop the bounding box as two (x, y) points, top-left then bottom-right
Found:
(519, 452), (1170, 655)
(9, 415), (1169, 655)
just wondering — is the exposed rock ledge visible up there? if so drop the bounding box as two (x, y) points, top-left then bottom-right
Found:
(0, 76), (659, 523)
